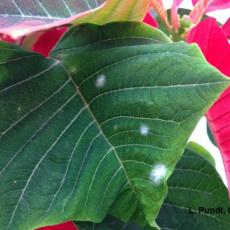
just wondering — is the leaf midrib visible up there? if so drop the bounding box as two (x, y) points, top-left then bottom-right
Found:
(58, 61), (138, 196)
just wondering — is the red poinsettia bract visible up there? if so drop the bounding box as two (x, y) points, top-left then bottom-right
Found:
(223, 18), (230, 39)
(37, 221), (77, 230)
(187, 17), (230, 193)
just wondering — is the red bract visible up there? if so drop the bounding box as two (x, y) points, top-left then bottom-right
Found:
(0, 33), (16, 44)
(192, 0), (230, 12)
(187, 17), (230, 193)
(187, 18), (230, 74)
(223, 18), (230, 39)
(31, 26), (68, 57)
(37, 221), (77, 230)
(143, 12), (158, 28)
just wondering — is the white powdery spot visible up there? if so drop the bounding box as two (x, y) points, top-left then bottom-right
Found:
(139, 124), (149, 136)
(95, 74), (106, 88)
(149, 164), (167, 185)
(55, 59), (61, 65)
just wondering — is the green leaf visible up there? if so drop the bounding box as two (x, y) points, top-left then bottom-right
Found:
(207, 123), (217, 147)
(73, 0), (151, 25)
(187, 141), (216, 167)
(77, 142), (230, 230)
(0, 22), (229, 230)
(157, 142), (230, 229)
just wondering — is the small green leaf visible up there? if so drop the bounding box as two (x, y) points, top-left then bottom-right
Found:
(157, 142), (230, 229)
(0, 22), (229, 230)
(207, 123), (217, 147)
(187, 141), (216, 167)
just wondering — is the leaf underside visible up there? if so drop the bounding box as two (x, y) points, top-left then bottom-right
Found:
(0, 0), (105, 28)
(0, 22), (228, 230)
(76, 143), (230, 230)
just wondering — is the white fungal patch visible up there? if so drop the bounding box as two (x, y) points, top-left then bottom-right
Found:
(95, 74), (106, 88)
(55, 59), (61, 65)
(139, 124), (149, 136)
(113, 125), (118, 131)
(149, 164), (167, 185)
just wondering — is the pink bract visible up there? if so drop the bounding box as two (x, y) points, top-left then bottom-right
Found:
(192, 0), (230, 12)
(171, 0), (183, 31)
(143, 12), (158, 28)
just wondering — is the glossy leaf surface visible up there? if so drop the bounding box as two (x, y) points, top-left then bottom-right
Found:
(0, 22), (228, 230)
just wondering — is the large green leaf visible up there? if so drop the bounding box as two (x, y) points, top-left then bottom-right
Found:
(157, 142), (230, 229)
(0, 22), (229, 230)
(76, 142), (230, 229)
